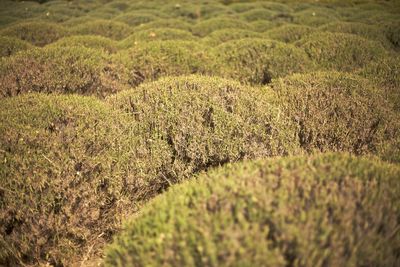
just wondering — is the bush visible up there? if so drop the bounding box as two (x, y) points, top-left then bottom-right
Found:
(0, 21), (69, 46)
(293, 8), (339, 26)
(107, 75), (299, 197)
(0, 93), (137, 266)
(160, 3), (200, 21)
(202, 29), (262, 46)
(48, 35), (118, 53)
(70, 19), (132, 40)
(119, 28), (197, 48)
(114, 12), (159, 27)
(105, 153), (400, 267)
(250, 20), (281, 32)
(229, 2), (292, 13)
(0, 36), (33, 57)
(384, 20), (400, 50)
(319, 22), (393, 49)
(271, 71), (397, 154)
(265, 24), (317, 43)
(211, 38), (314, 85)
(133, 19), (192, 32)
(192, 18), (252, 37)
(113, 41), (210, 86)
(240, 8), (277, 21)
(296, 32), (388, 72)
(0, 46), (129, 98)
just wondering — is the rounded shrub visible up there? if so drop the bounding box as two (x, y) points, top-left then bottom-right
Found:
(198, 3), (235, 19)
(265, 24), (317, 43)
(0, 36), (33, 57)
(119, 28), (197, 48)
(105, 153), (400, 267)
(250, 20), (280, 32)
(202, 29), (262, 46)
(0, 46), (129, 98)
(70, 19), (132, 40)
(211, 38), (314, 85)
(293, 8), (339, 26)
(271, 71), (397, 154)
(0, 93), (137, 266)
(192, 18), (252, 37)
(133, 18), (192, 32)
(160, 3), (200, 21)
(48, 35), (118, 53)
(114, 41), (210, 86)
(229, 2), (292, 13)
(319, 22), (393, 49)
(114, 12), (159, 27)
(0, 21), (69, 46)
(240, 8), (277, 22)
(107, 75), (299, 196)
(296, 32), (388, 72)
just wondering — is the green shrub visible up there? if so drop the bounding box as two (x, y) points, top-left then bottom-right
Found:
(250, 20), (280, 32)
(349, 10), (399, 24)
(293, 8), (339, 26)
(192, 18), (252, 37)
(296, 32), (388, 72)
(229, 2), (292, 13)
(119, 28), (197, 48)
(240, 8), (277, 21)
(48, 35), (118, 53)
(0, 16), (18, 29)
(271, 71), (397, 154)
(107, 75), (299, 197)
(265, 24), (317, 43)
(319, 22), (393, 49)
(202, 29), (262, 46)
(0, 36), (33, 57)
(0, 93), (137, 266)
(160, 3), (200, 21)
(114, 12), (159, 27)
(0, 21), (69, 46)
(113, 41), (210, 86)
(198, 3), (235, 19)
(384, 20), (400, 50)
(211, 38), (314, 85)
(70, 19), (132, 40)
(133, 19), (192, 32)
(0, 46), (129, 98)
(105, 153), (400, 267)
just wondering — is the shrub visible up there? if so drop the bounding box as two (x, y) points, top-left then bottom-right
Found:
(250, 20), (280, 32)
(114, 12), (159, 27)
(202, 29), (262, 46)
(119, 28), (197, 48)
(0, 46), (129, 98)
(319, 22), (393, 49)
(113, 41), (210, 86)
(296, 32), (388, 72)
(0, 16), (18, 29)
(265, 24), (317, 43)
(133, 19), (192, 32)
(105, 153), (400, 267)
(48, 35), (118, 53)
(160, 3), (200, 21)
(0, 36), (33, 57)
(0, 93), (137, 266)
(384, 20), (400, 50)
(70, 19), (132, 40)
(293, 8), (339, 26)
(198, 3), (235, 19)
(211, 38), (314, 85)
(192, 18), (252, 37)
(271, 71), (397, 154)
(0, 21), (69, 46)
(107, 75), (299, 197)
(240, 8), (277, 21)
(229, 2), (292, 13)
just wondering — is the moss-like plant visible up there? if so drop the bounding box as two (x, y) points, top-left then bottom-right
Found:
(240, 8), (277, 21)
(48, 35), (118, 53)
(202, 28), (262, 46)
(0, 36), (34, 57)
(70, 19), (132, 40)
(114, 12), (159, 27)
(107, 75), (299, 196)
(296, 32), (388, 72)
(265, 24), (317, 43)
(293, 8), (339, 26)
(229, 2), (292, 13)
(0, 21), (69, 46)
(271, 71), (397, 154)
(113, 41), (210, 86)
(160, 3), (200, 21)
(119, 28), (197, 48)
(211, 38), (314, 85)
(0, 93), (137, 266)
(250, 20), (280, 32)
(105, 153), (400, 267)
(192, 17), (252, 37)
(0, 46), (129, 98)
(133, 18), (192, 32)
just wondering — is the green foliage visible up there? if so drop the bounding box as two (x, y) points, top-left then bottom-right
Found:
(0, 93), (137, 266)
(265, 24), (317, 43)
(114, 41), (210, 86)
(202, 29), (262, 46)
(293, 8), (339, 26)
(240, 8), (278, 22)
(211, 38), (314, 85)
(192, 18), (252, 37)
(0, 36), (34, 57)
(0, 21), (69, 46)
(114, 12), (159, 27)
(119, 28), (197, 48)
(107, 75), (299, 198)
(0, 46), (128, 98)
(384, 20), (400, 50)
(70, 19), (132, 40)
(296, 32), (388, 72)
(48, 35), (118, 53)
(160, 3), (200, 21)
(229, 2), (292, 13)
(250, 20), (282, 32)
(271, 71), (397, 154)
(133, 19), (192, 32)
(105, 153), (400, 267)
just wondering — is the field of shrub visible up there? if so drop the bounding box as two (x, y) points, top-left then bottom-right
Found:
(0, 0), (399, 266)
